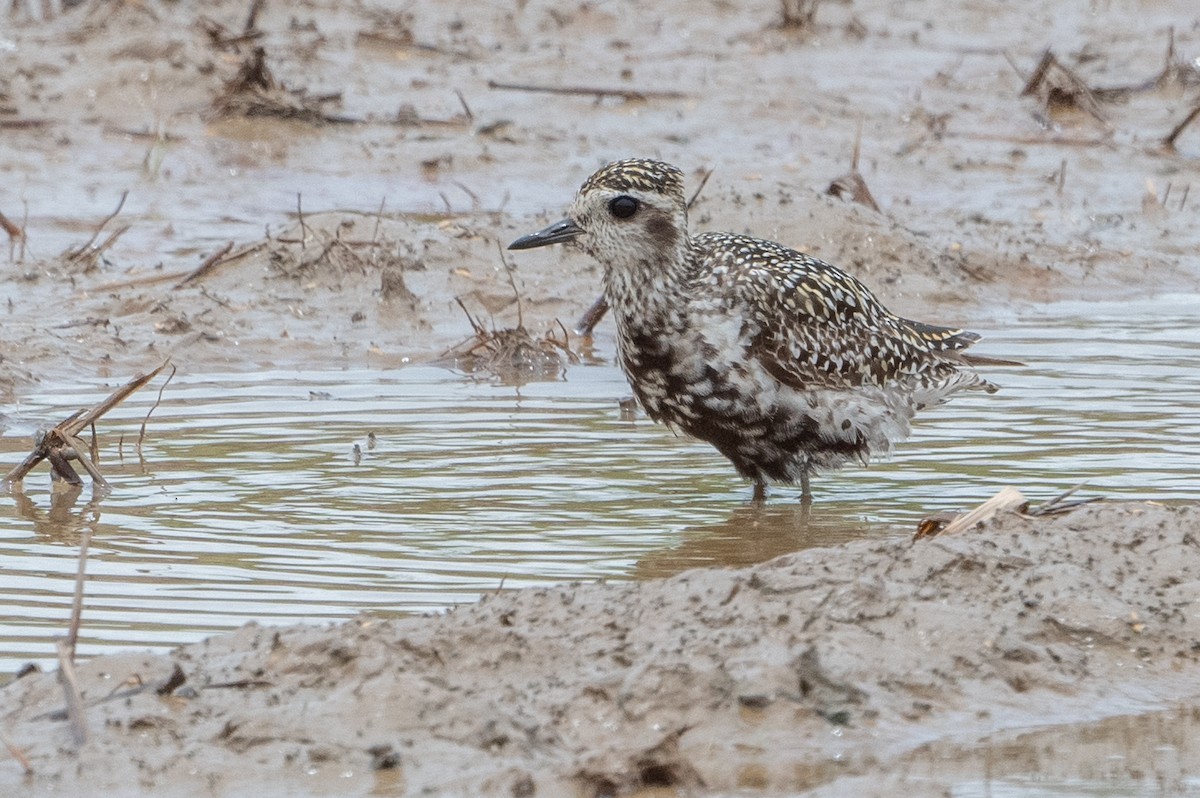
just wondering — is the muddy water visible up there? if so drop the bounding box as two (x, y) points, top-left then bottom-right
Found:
(1, 295), (1198, 674)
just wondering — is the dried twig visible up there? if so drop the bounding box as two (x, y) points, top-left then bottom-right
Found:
(574, 295), (610, 337)
(1163, 106), (1200, 152)
(1020, 50), (1109, 128)
(92, 268), (196, 293)
(1027, 483), (1102, 516)
(55, 639), (87, 746)
(497, 242), (523, 328)
(66, 190), (129, 267)
(686, 167), (714, 211)
(243, 0), (264, 32)
(370, 196), (387, 246)
(454, 89), (474, 122)
(355, 31), (474, 60)
(487, 80), (686, 102)
(296, 193), (308, 251)
(173, 241), (235, 288)
(139, 362), (175, 450)
(827, 121), (882, 212)
(2, 361), (171, 490)
(0, 731), (32, 775)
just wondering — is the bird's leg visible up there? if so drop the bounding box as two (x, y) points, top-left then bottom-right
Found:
(752, 480), (767, 504)
(799, 470), (813, 505)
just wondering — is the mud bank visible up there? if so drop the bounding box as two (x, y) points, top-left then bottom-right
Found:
(3, 0), (1200, 397)
(3, 502), (1199, 795)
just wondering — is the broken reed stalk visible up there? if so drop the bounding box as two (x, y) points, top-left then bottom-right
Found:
(242, 0), (264, 32)
(173, 241), (236, 288)
(57, 516), (97, 746)
(454, 89), (474, 122)
(915, 486), (1027, 540)
(1163, 106), (1200, 151)
(496, 242), (523, 329)
(914, 484), (1100, 541)
(0, 209), (23, 242)
(296, 193), (308, 250)
(1, 360), (171, 490)
(67, 190), (128, 264)
(0, 731), (32, 775)
(827, 120), (882, 212)
(574, 295), (610, 337)
(139, 362), (175, 450)
(487, 79), (686, 102)
(55, 638), (87, 746)
(686, 168), (714, 211)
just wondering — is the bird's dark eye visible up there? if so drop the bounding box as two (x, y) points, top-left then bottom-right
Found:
(608, 195), (640, 219)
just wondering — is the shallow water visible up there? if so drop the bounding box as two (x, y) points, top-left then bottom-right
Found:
(0, 295), (1198, 674)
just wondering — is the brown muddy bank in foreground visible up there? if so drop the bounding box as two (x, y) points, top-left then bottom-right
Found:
(3, 502), (1199, 796)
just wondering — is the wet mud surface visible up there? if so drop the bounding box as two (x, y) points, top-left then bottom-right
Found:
(5, 503), (1200, 796)
(2, 0), (1200, 794)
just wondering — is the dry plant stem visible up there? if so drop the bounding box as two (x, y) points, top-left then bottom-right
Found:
(69, 190), (128, 261)
(93, 268), (195, 293)
(915, 487), (1027, 540)
(497, 242), (524, 328)
(65, 526), (93, 656)
(139, 363), (176, 449)
(55, 639), (87, 747)
(1, 361), (171, 488)
(1019, 50), (1109, 127)
(56, 490), (96, 746)
(454, 89), (474, 122)
(65, 435), (110, 490)
(71, 361), (171, 433)
(1163, 106), (1200, 151)
(487, 79), (686, 102)
(574, 295), (610, 336)
(0, 731), (32, 775)
(0, 209), (22, 240)
(354, 31), (474, 60)
(370, 197), (386, 245)
(297, 193), (308, 250)
(243, 0), (264, 32)
(174, 241), (235, 287)
(686, 168), (714, 210)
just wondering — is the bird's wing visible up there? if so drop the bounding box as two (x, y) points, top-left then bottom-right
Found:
(693, 233), (978, 391)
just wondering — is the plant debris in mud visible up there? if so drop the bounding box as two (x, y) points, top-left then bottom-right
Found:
(438, 299), (577, 384)
(826, 122), (882, 213)
(1017, 34), (1200, 140)
(1, 361), (172, 494)
(915, 484), (1102, 540)
(210, 45), (355, 124)
(1020, 49), (1111, 128)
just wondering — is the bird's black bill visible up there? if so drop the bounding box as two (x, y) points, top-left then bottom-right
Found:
(507, 218), (584, 250)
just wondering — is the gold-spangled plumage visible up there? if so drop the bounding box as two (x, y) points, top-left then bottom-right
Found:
(509, 158), (1010, 502)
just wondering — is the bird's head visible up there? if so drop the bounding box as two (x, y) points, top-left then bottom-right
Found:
(508, 159), (689, 272)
